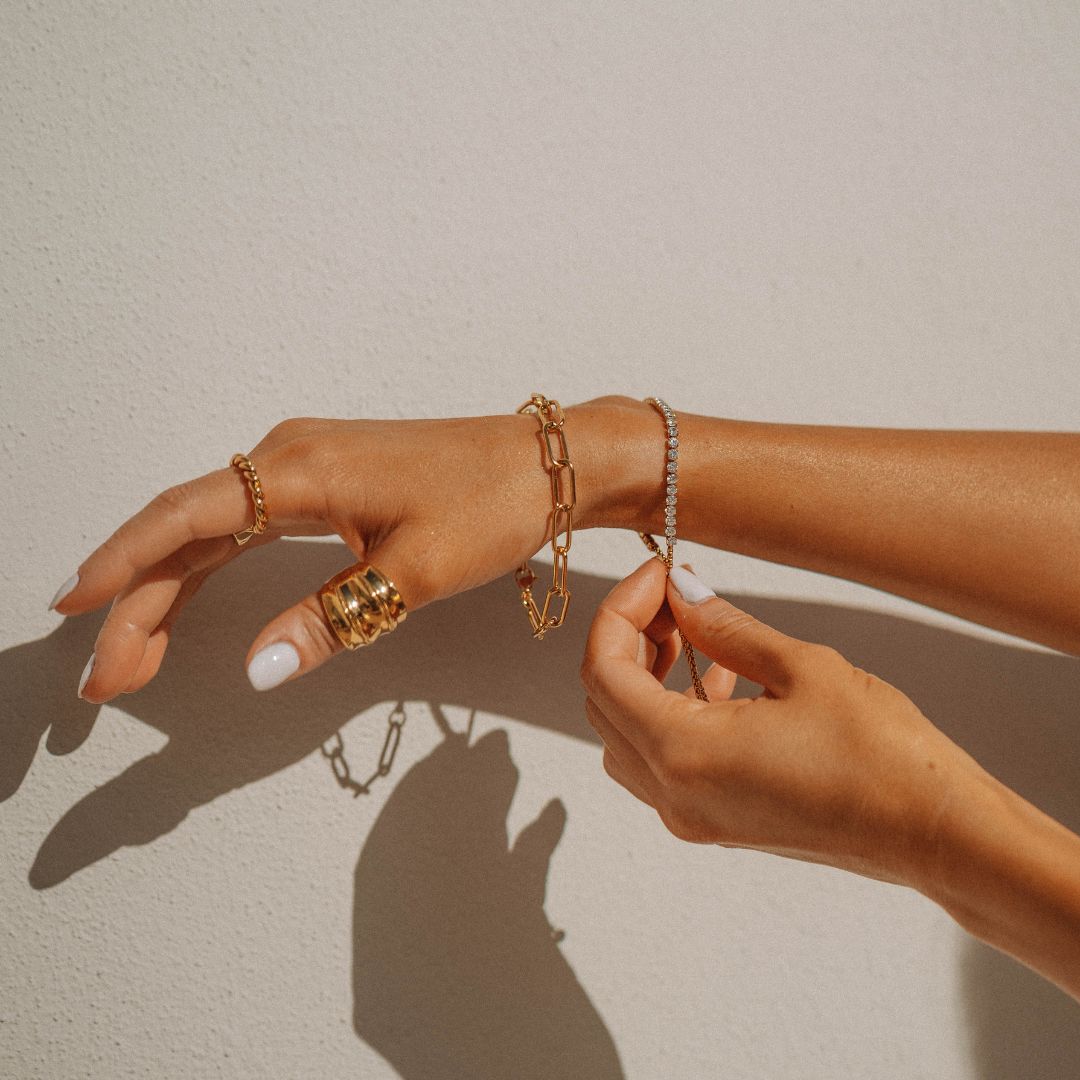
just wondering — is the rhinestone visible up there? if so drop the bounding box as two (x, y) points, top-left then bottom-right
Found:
(667, 448), (678, 461)
(666, 494), (676, 506)
(666, 483), (676, 495)
(667, 437), (679, 449)
(665, 527), (676, 538)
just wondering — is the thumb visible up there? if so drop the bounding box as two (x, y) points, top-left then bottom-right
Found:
(244, 538), (426, 692)
(666, 565), (810, 696)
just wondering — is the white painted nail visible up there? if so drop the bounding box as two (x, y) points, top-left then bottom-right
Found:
(669, 566), (717, 606)
(50, 572), (79, 611)
(77, 654), (95, 699)
(247, 642), (301, 692)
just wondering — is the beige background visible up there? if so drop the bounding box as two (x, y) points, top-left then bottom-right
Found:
(3, 3), (1080, 1077)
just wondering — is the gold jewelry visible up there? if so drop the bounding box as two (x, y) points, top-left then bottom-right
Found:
(230, 453), (270, 546)
(320, 564), (407, 650)
(638, 398), (709, 702)
(514, 393), (575, 639)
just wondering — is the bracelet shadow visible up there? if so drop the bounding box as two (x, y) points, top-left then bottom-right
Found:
(2, 539), (1078, 1075)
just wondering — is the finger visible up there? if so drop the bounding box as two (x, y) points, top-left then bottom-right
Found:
(245, 589), (343, 692)
(590, 687), (659, 806)
(580, 559), (687, 759)
(244, 537), (426, 692)
(584, 696), (657, 799)
(55, 458), (297, 616)
(602, 745), (656, 809)
(667, 566), (813, 697)
(684, 661), (738, 702)
(121, 564), (217, 694)
(637, 590), (685, 684)
(649, 625), (684, 685)
(78, 536), (245, 702)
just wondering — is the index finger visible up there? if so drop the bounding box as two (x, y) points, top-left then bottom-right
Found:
(53, 465), (260, 615)
(580, 559), (688, 758)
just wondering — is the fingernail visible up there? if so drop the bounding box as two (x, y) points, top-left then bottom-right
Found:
(77, 654), (95, 699)
(50, 572), (79, 611)
(247, 642), (300, 691)
(669, 565), (717, 605)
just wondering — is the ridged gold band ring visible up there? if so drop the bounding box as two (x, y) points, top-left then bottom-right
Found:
(320, 564), (408, 650)
(230, 453), (270, 546)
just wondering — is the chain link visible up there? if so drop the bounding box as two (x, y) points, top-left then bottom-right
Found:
(229, 453), (270, 545)
(320, 702), (407, 797)
(515, 393), (575, 639)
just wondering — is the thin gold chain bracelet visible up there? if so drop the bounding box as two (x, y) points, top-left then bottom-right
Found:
(514, 393), (575, 639)
(638, 397), (709, 702)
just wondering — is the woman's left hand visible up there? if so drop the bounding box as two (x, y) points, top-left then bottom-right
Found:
(579, 557), (986, 892)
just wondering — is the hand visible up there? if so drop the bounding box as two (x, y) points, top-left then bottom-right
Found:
(580, 557), (989, 892)
(52, 399), (653, 703)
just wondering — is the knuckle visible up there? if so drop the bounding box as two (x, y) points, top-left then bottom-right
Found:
(99, 529), (132, 566)
(397, 561), (436, 609)
(601, 746), (618, 780)
(151, 481), (196, 516)
(579, 647), (600, 694)
(848, 663), (909, 709)
(702, 607), (761, 646)
(297, 595), (341, 659)
(658, 803), (709, 844)
(583, 697), (602, 731)
(811, 643), (847, 668)
(265, 416), (311, 442)
(794, 641), (848, 682)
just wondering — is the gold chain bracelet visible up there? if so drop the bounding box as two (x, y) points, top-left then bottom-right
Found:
(638, 397), (709, 702)
(514, 393), (575, 639)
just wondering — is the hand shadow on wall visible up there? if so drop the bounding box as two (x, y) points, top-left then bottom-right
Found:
(353, 710), (623, 1080)
(3, 540), (1079, 1074)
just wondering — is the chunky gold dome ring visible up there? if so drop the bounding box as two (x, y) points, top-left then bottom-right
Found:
(320, 564), (407, 650)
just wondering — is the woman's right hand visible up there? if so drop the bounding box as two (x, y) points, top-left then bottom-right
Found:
(53, 397), (656, 703)
(580, 557), (1080, 1001)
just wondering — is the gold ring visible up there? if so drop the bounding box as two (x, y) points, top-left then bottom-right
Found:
(320, 564), (408, 650)
(230, 453), (269, 546)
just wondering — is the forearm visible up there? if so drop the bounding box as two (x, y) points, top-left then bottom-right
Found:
(569, 397), (1080, 654)
(925, 768), (1080, 1000)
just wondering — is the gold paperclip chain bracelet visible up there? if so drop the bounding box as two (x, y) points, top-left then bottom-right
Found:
(514, 393), (575, 640)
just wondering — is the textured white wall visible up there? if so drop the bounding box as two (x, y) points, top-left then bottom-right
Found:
(3, 2), (1080, 1077)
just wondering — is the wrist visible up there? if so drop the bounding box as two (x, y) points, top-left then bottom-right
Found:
(564, 396), (661, 532)
(920, 764), (1080, 996)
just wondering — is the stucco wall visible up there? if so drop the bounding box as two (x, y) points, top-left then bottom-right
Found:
(3, 3), (1079, 1077)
